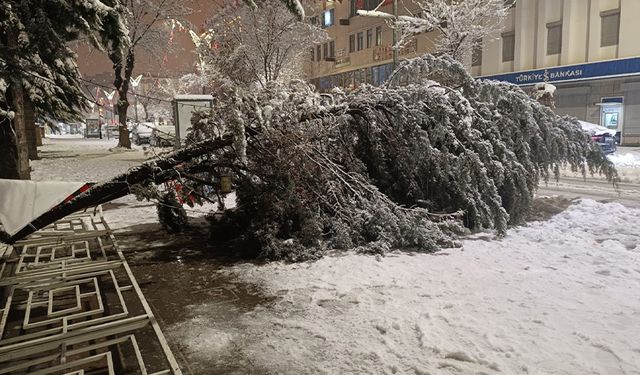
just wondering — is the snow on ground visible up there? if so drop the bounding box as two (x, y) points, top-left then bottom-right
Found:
(609, 151), (640, 169)
(171, 199), (640, 375)
(30, 137), (202, 231)
(29, 137), (640, 375)
(555, 147), (640, 186)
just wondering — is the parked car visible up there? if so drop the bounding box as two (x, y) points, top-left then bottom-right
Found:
(579, 121), (617, 155)
(150, 125), (176, 147)
(131, 122), (155, 145)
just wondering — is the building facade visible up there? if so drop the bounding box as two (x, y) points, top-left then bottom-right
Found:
(474, 0), (640, 145)
(306, 0), (437, 91)
(308, 0), (640, 145)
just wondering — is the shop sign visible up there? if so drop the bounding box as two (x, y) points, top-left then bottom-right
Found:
(373, 40), (418, 61)
(335, 57), (351, 68)
(479, 57), (640, 85)
(399, 39), (418, 56)
(373, 45), (392, 62)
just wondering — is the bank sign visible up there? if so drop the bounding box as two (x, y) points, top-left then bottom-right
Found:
(478, 57), (640, 85)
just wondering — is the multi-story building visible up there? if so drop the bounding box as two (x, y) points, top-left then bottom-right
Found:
(478, 0), (640, 145)
(308, 0), (640, 145)
(306, 0), (436, 91)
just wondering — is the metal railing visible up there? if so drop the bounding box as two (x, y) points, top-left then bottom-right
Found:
(0, 208), (182, 374)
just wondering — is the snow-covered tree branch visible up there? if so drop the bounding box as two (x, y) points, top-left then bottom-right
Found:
(0, 0), (128, 179)
(360, 0), (513, 62)
(201, 1), (327, 88)
(139, 54), (616, 261)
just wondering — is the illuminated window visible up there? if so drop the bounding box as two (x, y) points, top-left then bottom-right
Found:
(323, 9), (334, 28)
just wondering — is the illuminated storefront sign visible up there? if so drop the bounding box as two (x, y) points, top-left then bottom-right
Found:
(478, 57), (640, 85)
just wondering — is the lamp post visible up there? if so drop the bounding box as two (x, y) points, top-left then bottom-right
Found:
(103, 90), (116, 140)
(130, 74), (142, 124)
(392, 0), (398, 68)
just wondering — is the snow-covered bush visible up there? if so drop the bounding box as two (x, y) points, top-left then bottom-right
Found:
(174, 55), (616, 260)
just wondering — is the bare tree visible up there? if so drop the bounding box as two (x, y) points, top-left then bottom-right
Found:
(359, 0), (514, 62)
(108, 0), (189, 148)
(202, 2), (326, 88)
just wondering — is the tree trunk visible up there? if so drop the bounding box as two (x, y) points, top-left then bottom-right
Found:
(117, 93), (131, 148)
(24, 96), (38, 160)
(0, 118), (20, 180)
(3, 136), (234, 243)
(114, 50), (136, 149)
(4, 82), (31, 179)
(142, 102), (149, 121)
(1, 29), (30, 179)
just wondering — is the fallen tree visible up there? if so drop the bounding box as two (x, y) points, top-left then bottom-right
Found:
(3, 56), (617, 261)
(2, 137), (233, 243)
(175, 55), (617, 260)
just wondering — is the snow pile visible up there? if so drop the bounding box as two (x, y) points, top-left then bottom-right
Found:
(532, 82), (557, 99)
(172, 199), (640, 374)
(608, 152), (640, 169)
(578, 120), (617, 136)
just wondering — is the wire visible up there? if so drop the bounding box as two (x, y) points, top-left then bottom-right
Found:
(78, 76), (214, 110)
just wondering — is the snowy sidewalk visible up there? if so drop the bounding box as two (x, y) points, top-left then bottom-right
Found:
(29, 137), (640, 374)
(171, 199), (640, 375)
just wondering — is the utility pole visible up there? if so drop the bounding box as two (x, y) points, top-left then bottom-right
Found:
(392, 0), (398, 68)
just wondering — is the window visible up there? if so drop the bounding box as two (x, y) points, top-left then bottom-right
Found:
(502, 31), (515, 62)
(349, 34), (356, 53)
(366, 29), (373, 48)
(311, 48), (315, 62)
(317, 45), (322, 60)
(323, 9), (335, 28)
(376, 26), (382, 46)
(601, 9), (620, 47)
(357, 32), (364, 51)
(546, 21), (562, 55)
(471, 41), (483, 67)
(323, 43), (329, 60)
(329, 41), (335, 58)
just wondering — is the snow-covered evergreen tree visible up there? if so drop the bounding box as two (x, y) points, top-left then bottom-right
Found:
(0, 0), (127, 179)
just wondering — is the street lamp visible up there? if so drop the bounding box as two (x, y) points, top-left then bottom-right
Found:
(130, 74), (142, 124)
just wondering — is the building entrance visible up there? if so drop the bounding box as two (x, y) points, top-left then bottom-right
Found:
(600, 98), (624, 143)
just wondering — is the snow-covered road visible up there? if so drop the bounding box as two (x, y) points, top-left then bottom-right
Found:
(30, 137), (640, 375)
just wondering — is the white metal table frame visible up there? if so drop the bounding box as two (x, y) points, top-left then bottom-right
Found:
(0, 207), (183, 374)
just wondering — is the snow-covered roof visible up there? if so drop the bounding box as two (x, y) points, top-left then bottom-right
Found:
(578, 120), (616, 136)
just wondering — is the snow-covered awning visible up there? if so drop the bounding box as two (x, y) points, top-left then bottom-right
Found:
(0, 180), (87, 236)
